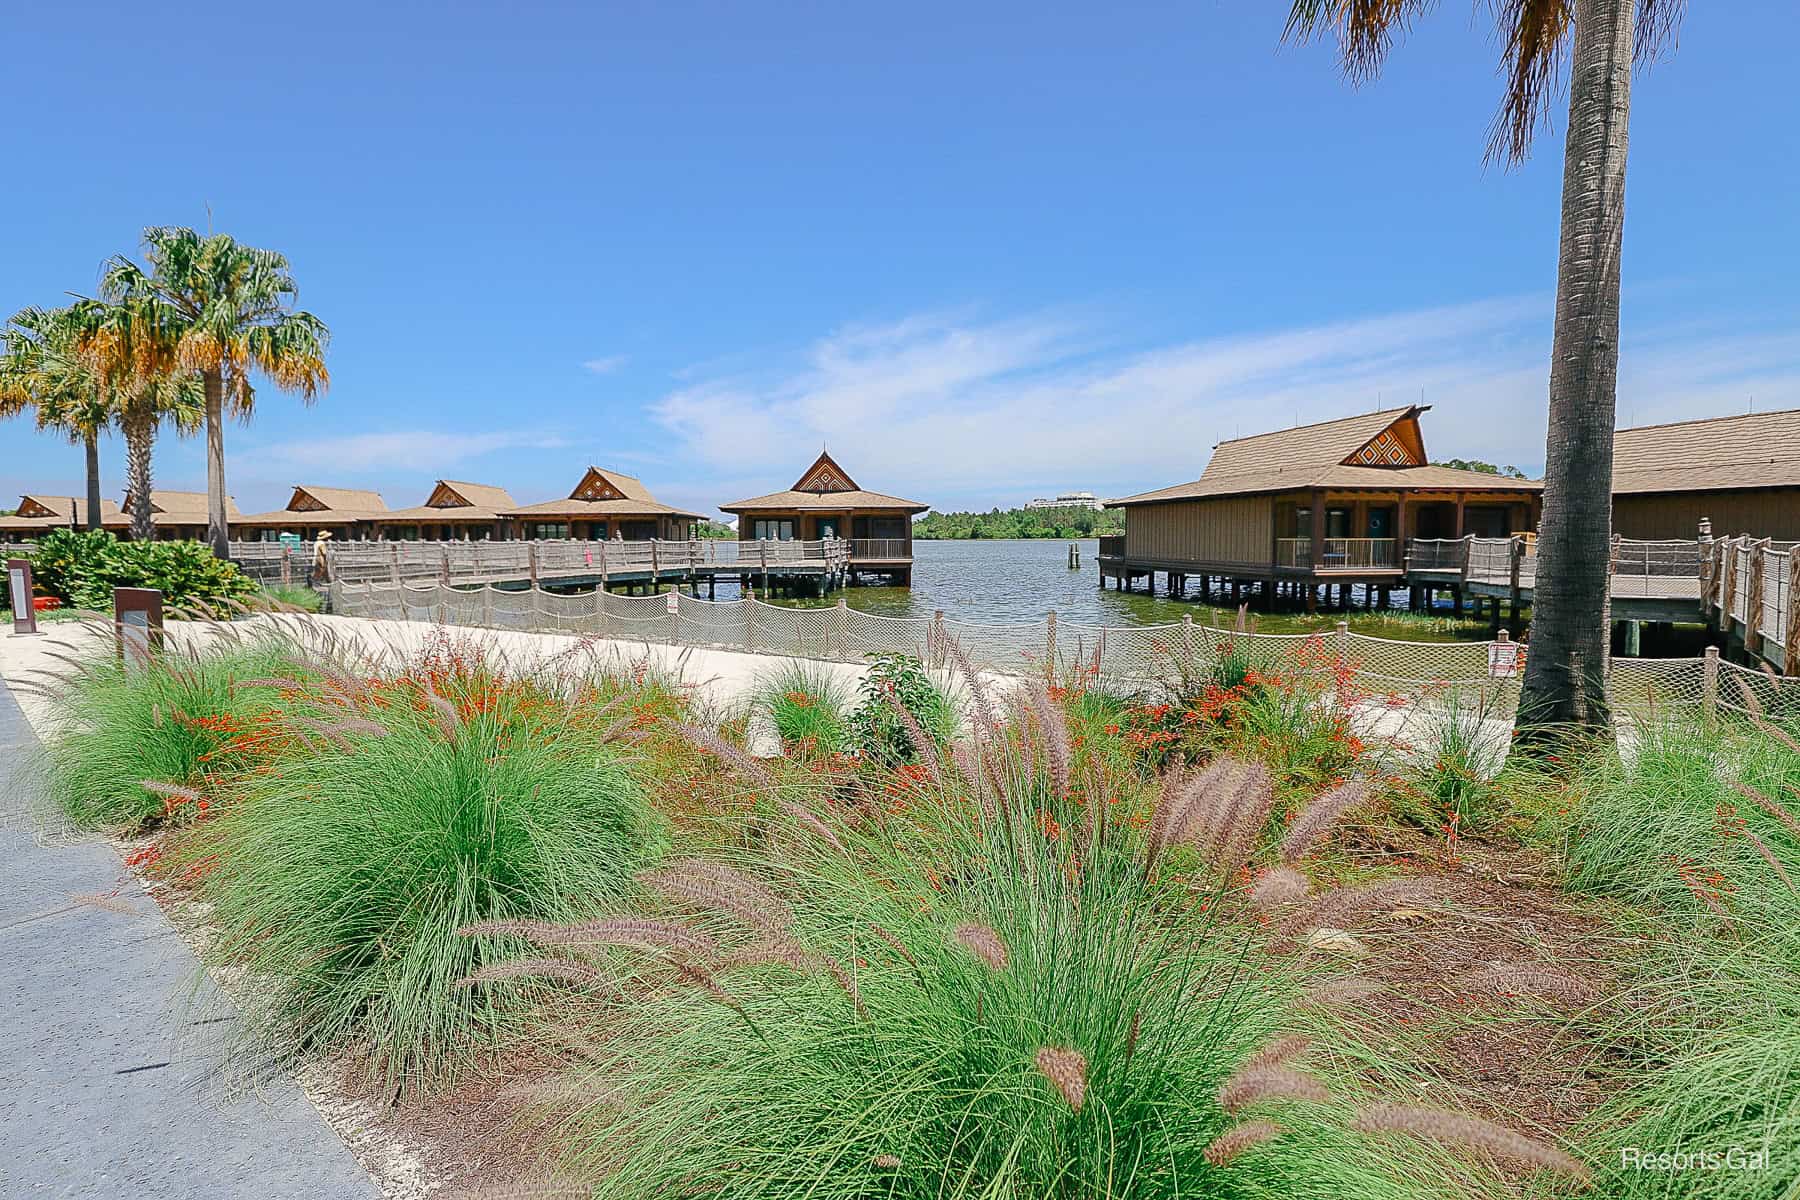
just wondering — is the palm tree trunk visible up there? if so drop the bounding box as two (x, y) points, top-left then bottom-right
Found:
(124, 401), (156, 542)
(204, 369), (230, 557)
(83, 433), (102, 532)
(1515, 0), (1636, 740)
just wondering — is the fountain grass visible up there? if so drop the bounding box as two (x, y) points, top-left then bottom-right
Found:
(40, 628), (307, 831)
(172, 648), (668, 1086)
(481, 677), (1558, 1198)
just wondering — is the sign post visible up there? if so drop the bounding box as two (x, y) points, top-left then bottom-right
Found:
(114, 586), (165, 665)
(8, 558), (38, 635)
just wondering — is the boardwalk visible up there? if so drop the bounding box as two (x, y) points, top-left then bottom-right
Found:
(231, 537), (853, 596)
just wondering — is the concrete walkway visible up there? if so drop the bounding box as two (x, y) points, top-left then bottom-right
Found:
(0, 679), (375, 1199)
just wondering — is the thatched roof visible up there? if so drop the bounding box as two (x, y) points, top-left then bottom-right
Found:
(501, 467), (700, 521)
(721, 451), (929, 514)
(1614, 408), (1800, 495)
(234, 484), (388, 527)
(379, 480), (519, 523)
(0, 495), (120, 533)
(1108, 406), (1541, 507)
(108, 491), (243, 526)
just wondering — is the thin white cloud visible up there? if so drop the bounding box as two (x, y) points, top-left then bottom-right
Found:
(649, 299), (1800, 510)
(238, 429), (569, 474)
(582, 355), (628, 375)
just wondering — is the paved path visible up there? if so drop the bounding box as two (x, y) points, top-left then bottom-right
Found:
(0, 680), (376, 1199)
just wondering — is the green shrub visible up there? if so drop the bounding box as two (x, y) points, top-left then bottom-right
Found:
(847, 652), (956, 763)
(43, 633), (303, 831)
(183, 662), (667, 1083)
(29, 528), (256, 612)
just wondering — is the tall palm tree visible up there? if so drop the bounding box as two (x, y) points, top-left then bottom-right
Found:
(100, 227), (330, 556)
(74, 298), (206, 540)
(0, 305), (113, 531)
(1284, 0), (1685, 740)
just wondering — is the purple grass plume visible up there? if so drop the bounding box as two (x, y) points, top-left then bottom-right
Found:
(1034, 1046), (1088, 1112)
(1204, 1120), (1282, 1166)
(1352, 1103), (1589, 1179)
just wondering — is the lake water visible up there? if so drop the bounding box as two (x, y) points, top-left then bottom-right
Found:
(744, 539), (1495, 641)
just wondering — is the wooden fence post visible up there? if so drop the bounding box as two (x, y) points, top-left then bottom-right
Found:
(1785, 549), (1800, 677)
(931, 610), (946, 670)
(440, 545), (452, 585)
(652, 540), (661, 585)
(1181, 612), (1195, 671)
(1746, 539), (1769, 651)
(1702, 645), (1720, 722)
(481, 583), (492, 628)
(388, 541), (401, 585)
(1044, 610), (1057, 682)
(528, 541), (539, 586)
(1721, 539), (1738, 627)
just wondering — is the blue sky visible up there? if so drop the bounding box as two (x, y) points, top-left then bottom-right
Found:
(4, 1), (1795, 520)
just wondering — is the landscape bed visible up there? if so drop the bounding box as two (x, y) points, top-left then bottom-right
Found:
(17, 612), (1798, 1199)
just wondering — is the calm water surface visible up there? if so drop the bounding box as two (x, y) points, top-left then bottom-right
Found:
(742, 539), (1491, 641)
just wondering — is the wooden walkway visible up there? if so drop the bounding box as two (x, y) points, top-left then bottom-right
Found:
(313, 537), (852, 596)
(1407, 535), (1795, 673)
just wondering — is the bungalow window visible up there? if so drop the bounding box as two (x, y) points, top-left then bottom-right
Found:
(851, 517), (908, 540)
(752, 519), (795, 541)
(528, 522), (568, 540)
(1325, 508), (1353, 539)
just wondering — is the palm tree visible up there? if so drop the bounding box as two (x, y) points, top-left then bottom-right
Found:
(1284, 0), (1685, 740)
(0, 305), (113, 531)
(74, 298), (206, 540)
(100, 227), (329, 556)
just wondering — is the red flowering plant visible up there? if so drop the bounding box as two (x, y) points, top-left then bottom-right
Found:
(42, 632), (316, 832)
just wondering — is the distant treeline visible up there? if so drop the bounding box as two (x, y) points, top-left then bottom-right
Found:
(696, 519), (737, 540)
(913, 506), (1123, 540)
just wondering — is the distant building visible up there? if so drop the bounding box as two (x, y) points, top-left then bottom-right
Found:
(1024, 490), (1104, 511)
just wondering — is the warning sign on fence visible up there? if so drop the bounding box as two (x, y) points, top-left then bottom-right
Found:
(1488, 641), (1521, 677)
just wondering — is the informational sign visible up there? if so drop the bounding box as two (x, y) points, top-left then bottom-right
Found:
(1488, 641), (1521, 677)
(666, 592), (679, 615)
(278, 532), (302, 551)
(8, 559), (37, 635)
(114, 587), (164, 665)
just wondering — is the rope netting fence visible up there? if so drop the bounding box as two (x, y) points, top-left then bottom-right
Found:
(329, 579), (1796, 732)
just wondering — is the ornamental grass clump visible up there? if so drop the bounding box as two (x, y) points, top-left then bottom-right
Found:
(754, 660), (853, 757)
(38, 625), (305, 831)
(1569, 716), (1800, 1198)
(483, 667), (1560, 1198)
(181, 646), (666, 1084)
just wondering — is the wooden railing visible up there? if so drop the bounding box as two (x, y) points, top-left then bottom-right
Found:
(849, 538), (911, 561)
(1276, 538), (1398, 570)
(317, 537), (850, 585)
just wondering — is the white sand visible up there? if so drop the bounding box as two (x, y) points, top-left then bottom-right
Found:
(0, 613), (1010, 749)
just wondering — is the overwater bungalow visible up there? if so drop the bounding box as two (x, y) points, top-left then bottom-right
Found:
(499, 467), (699, 541)
(0, 494), (119, 539)
(368, 480), (516, 541)
(1104, 406), (1541, 606)
(719, 451), (928, 584)
(106, 490), (243, 540)
(234, 486), (389, 541)
(1613, 408), (1800, 541)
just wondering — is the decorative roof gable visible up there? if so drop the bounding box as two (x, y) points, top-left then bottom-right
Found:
(792, 450), (859, 494)
(569, 467), (627, 502)
(426, 481), (471, 509)
(1342, 418), (1426, 468)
